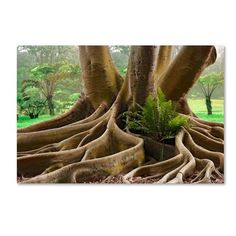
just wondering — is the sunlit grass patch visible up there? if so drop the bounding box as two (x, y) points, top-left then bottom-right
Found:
(17, 115), (55, 128)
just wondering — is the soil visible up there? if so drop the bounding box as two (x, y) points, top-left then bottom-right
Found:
(17, 174), (224, 184)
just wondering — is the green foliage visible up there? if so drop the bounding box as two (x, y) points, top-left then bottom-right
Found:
(118, 66), (127, 76)
(17, 87), (46, 118)
(168, 116), (190, 134)
(30, 64), (54, 79)
(199, 72), (223, 86)
(69, 92), (80, 102)
(21, 62), (81, 115)
(123, 90), (189, 141)
(54, 92), (80, 113)
(17, 46), (83, 118)
(198, 72), (224, 97)
(197, 72), (224, 115)
(20, 97), (46, 119)
(30, 63), (81, 81)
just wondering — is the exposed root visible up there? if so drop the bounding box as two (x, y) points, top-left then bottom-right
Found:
(18, 106), (145, 183)
(123, 122), (224, 184)
(187, 159), (224, 183)
(21, 131), (144, 183)
(184, 129), (224, 172)
(187, 128), (224, 153)
(210, 126), (224, 140)
(68, 103), (108, 126)
(17, 103), (224, 184)
(17, 147), (87, 177)
(191, 126), (223, 143)
(192, 117), (224, 128)
(17, 96), (93, 133)
(17, 110), (111, 152)
(17, 130), (90, 156)
(124, 153), (186, 182)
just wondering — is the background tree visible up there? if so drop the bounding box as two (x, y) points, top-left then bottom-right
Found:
(18, 87), (46, 119)
(17, 46), (82, 116)
(188, 46), (225, 100)
(17, 46), (224, 184)
(198, 72), (224, 114)
(22, 63), (81, 116)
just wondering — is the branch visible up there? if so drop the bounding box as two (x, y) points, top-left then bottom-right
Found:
(198, 83), (207, 96)
(157, 46), (217, 101)
(209, 85), (218, 97)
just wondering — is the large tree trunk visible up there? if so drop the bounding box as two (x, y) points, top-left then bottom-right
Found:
(127, 46), (157, 109)
(17, 45), (224, 184)
(79, 46), (123, 109)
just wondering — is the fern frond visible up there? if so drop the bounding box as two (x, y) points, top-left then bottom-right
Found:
(123, 89), (190, 141)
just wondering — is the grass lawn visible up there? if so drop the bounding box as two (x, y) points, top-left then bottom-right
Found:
(17, 115), (55, 128)
(188, 99), (224, 123)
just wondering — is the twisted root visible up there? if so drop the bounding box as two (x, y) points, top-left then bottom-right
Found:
(18, 106), (145, 183)
(123, 117), (224, 184)
(17, 106), (224, 184)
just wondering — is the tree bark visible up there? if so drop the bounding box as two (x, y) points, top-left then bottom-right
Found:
(157, 46), (217, 101)
(153, 46), (172, 92)
(206, 95), (212, 115)
(79, 46), (123, 109)
(47, 95), (55, 116)
(127, 46), (157, 109)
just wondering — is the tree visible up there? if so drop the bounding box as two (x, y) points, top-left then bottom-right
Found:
(17, 87), (46, 119)
(198, 72), (224, 114)
(17, 46), (224, 184)
(23, 63), (81, 116)
(21, 98), (46, 119)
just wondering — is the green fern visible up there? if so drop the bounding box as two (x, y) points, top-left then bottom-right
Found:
(123, 89), (189, 141)
(168, 116), (189, 134)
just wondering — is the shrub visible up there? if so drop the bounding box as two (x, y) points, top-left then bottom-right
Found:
(54, 92), (80, 114)
(22, 98), (46, 119)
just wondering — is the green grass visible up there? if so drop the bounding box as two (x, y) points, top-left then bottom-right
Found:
(17, 115), (55, 128)
(188, 99), (224, 123)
